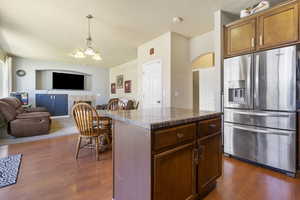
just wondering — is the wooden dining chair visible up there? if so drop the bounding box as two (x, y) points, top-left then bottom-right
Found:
(72, 103), (111, 161)
(107, 98), (126, 111)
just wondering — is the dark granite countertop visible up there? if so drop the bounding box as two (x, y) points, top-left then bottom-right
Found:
(98, 107), (222, 130)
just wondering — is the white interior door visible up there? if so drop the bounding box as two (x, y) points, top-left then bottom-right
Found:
(142, 60), (162, 108)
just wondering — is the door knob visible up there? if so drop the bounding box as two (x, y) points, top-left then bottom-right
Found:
(157, 101), (161, 103)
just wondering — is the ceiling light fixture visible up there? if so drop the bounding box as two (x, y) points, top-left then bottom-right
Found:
(71, 14), (102, 61)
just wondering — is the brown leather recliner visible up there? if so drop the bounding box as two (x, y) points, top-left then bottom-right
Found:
(0, 97), (51, 137)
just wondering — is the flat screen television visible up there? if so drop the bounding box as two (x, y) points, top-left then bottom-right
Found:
(52, 72), (84, 90)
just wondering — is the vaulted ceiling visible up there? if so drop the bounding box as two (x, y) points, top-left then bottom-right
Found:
(0, 0), (283, 67)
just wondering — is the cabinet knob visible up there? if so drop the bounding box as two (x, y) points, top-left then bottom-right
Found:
(209, 124), (217, 128)
(177, 133), (184, 138)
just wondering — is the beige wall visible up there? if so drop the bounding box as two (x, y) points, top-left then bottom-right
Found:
(109, 59), (138, 100)
(171, 33), (192, 109)
(137, 32), (192, 109)
(137, 32), (171, 107)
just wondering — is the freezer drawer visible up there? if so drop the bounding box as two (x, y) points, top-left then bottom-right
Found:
(224, 109), (296, 130)
(224, 123), (296, 173)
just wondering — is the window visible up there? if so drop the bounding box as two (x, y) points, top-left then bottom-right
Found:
(0, 61), (3, 98)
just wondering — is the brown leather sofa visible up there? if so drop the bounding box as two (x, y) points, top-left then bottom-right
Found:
(0, 97), (51, 137)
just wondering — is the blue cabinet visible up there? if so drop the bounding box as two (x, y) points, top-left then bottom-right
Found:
(36, 94), (68, 116)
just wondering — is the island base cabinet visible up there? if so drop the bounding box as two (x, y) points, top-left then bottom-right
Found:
(197, 133), (222, 198)
(153, 142), (197, 200)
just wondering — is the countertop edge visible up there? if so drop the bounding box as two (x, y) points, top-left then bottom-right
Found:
(150, 112), (222, 130)
(105, 111), (223, 130)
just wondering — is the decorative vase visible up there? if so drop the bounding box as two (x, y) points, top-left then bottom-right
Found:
(240, 9), (251, 18)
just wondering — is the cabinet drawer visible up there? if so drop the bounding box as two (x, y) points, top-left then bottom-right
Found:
(198, 118), (221, 138)
(153, 123), (196, 151)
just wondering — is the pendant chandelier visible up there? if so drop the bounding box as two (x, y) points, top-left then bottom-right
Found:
(71, 14), (102, 61)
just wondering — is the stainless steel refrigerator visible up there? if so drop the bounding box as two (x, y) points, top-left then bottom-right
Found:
(223, 45), (299, 176)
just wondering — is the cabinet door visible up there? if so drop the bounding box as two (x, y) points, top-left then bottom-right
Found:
(257, 2), (298, 50)
(225, 19), (256, 57)
(197, 133), (222, 196)
(153, 143), (196, 200)
(35, 94), (54, 115)
(53, 94), (68, 116)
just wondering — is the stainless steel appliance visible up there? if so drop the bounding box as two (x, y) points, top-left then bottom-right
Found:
(223, 45), (299, 176)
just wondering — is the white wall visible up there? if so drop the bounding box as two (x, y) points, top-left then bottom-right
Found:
(189, 11), (237, 112)
(137, 32), (171, 107)
(215, 10), (239, 112)
(137, 32), (193, 109)
(171, 33), (192, 109)
(189, 31), (215, 111)
(12, 57), (110, 106)
(109, 59), (138, 100)
(35, 70), (92, 91)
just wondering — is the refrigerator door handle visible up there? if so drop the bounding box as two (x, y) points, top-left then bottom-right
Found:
(230, 110), (291, 118)
(246, 55), (253, 108)
(227, 124), (295, 136)
(254, 54), (260, 107)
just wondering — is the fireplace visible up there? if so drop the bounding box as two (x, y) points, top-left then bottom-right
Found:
(68, 95), (97, 116)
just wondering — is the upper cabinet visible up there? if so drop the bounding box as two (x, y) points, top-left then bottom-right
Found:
(257, 2), (298, 50)
(224, 19), (256, 57)
(224, 0), (299, 58)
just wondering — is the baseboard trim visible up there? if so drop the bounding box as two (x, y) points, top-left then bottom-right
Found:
(50, 115), (70, 119)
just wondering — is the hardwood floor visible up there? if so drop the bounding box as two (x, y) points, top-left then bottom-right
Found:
(0, 135), (300, 200)
(0, 135), (112, 200)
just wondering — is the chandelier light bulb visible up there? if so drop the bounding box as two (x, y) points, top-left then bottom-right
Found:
(72, 49), (86, 58)
(84, 47), (96, 56)
(93, 53), (103, 61)
(70, 14), (102, 61)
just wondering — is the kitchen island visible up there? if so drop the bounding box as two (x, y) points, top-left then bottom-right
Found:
(102, 108), (222, 200)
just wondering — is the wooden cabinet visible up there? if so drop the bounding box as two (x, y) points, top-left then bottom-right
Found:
(153, 123), (196, 151)
(152, 118), (222, 200)
(153, 143), (196, 200)
(224, 0), (300, 57)
(197, 133), (222, 197)
(257, 1), (298, 50)
(224, 19), (256, 57)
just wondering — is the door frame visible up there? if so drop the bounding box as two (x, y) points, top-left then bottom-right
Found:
(142, 59), (163, 108)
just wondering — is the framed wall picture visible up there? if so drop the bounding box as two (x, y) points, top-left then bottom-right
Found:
(111, 83), (116, 94)
(116, 75), (124, 89)
(124, 80), (132, 93)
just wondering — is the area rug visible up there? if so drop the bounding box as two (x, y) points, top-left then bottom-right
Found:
(0, 154), (22, 188)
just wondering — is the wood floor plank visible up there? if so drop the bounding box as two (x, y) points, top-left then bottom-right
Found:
(0, 135), (300, 200)
(0, 135), (112, 200)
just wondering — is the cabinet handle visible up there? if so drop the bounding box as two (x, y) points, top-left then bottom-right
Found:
(199, 145), (205, 161)
(251, 38), (255, 48)
(259, 35), (263, 45)
(209, 124), (217, 128)
(193, 148), (199, 164)
(177, 133), (184, 138)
